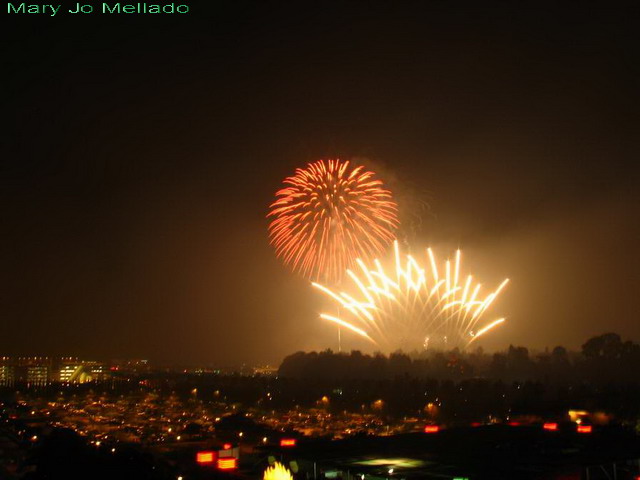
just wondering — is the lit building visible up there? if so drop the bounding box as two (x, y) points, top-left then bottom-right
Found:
(0, 356), (109, 386)
(84, 361), (107, 382)
(26, 365), (49, 386)
(13, 357), (52, 386)
(0, 358), (14, 386)
(56, 358), (109, 383)
(59, 364), (83, 383)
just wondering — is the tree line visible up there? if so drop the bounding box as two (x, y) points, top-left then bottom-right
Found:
(279, 332), (640, 384)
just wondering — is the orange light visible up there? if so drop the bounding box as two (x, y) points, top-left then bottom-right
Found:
(196, 451), (216, 464)
(217, 457), (237, 470)
(280, 438), (296, 447)
(424, 425), (439, 433)
(222, 443), (232, 450)
(543, 423), (558, 431)
(196, 451), (216, 463)
(577, 425), (592, 434)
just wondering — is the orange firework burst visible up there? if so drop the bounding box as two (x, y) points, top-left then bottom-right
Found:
(268, 159), (399, 282)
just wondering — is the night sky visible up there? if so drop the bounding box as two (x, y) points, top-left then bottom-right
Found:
(3, 3), (639, 365)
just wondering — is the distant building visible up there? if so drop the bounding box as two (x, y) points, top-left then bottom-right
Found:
(59, 364), (82, 383)
(253, 365), (279, 376)
(109, 359), (150, 375)
(58, 358), (109, 383)
(0, 357), (14, 387)
(26, 365), (49, 386)
(83, 361), (107, 382)
(0, 357), (110, 386)
(15, 357), (52, 386)
(58, 357), (82, 383)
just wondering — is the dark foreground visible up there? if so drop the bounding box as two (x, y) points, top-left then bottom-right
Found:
(3, 423), (640, 480)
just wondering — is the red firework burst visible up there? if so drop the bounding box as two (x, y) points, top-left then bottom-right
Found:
(268, 159), (399, 282)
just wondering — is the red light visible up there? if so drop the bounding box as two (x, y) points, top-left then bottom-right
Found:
(543, 423), (558, 431)
(196, 451), (216, 464)
(222, 443), (232, 450)
(424, 425), (439, 433)
(470, 422), (481, 427)
(217, 457), (237, 470)
(577, 425), (592, 433)
(280, 438), (297, 447)
(508, 421), (520, 426)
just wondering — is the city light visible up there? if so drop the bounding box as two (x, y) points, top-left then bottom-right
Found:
(217, 457), (238, 470)
(280, 438), (297, 447)
(196, 451), (216, 464)
(543, 423), (558, 431)
(577, 425), (593, 434)
(424, 425), (440, 433)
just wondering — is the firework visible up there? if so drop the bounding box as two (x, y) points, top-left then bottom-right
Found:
(264, 462), (294, 480)
(268, 159), (399, 282)
(313, 241), (509, 351)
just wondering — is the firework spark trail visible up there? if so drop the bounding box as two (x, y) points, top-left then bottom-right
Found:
(469, 318), (506, 343)
(313, 241), (509, 351)
(268, 159), (399, 283)
(320, 314), (376, 343)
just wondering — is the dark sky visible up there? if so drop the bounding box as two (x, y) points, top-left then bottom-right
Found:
(2, 2), (639, 365)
